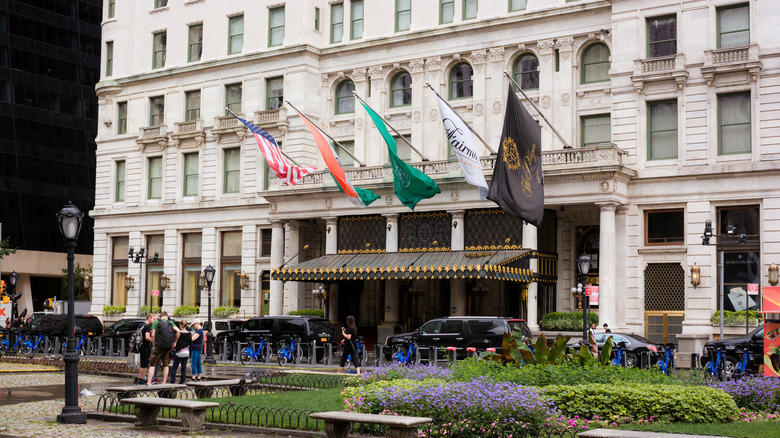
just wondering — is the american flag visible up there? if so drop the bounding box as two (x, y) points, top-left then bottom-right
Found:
(234, 114), (316, 186)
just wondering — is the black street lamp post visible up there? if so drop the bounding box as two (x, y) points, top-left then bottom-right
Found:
(56, 202), (87, 424)
(8, 271), (19, 351)
(203, 265), (216, 364)
(128, 247), (158, 316)
(573, 254), (592, 342)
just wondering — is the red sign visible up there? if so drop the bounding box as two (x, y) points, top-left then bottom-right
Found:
(151, 290), (160, 296)
(587, 285), (599, 305)
(747, 283), (759, 295)
(764, 287), (780, 313)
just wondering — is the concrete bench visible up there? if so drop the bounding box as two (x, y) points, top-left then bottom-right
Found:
(106, 383), (186, 400)
(120, 397), (219, 432)
(186, 378), (247, 398)
(310, 411), (432, 438)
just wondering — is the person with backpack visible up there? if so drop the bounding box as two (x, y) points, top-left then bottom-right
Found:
(190, 320), (204, 381)
(170, 320), (191, 384)
(134, 313), (156, 385)
(147, 311), (180, 385)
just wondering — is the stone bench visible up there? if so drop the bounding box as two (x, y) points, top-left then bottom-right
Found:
(120, 397), (219, 432)
(310, 411), (432, 438)
(186, 378), (247, 398)
(106, 383), (186, 400)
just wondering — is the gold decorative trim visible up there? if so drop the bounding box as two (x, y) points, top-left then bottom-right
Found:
(336, 249), (387, 254)
(464, 245), (523, 251)
(398, 247), (451, 253)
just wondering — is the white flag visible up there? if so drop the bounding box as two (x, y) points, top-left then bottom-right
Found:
(435, 96), (489, 199)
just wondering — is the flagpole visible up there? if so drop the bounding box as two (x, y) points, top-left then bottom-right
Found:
(424, 83), (496, 154)
(284, 102), (366, 167)
(352, 92), (430, 161)
(502, 72), (572, 149)
(225, 107), (309, 167)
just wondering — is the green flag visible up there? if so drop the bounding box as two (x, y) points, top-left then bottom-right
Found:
(360, 102), (440, 210)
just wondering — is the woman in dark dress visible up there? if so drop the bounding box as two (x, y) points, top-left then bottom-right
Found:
(337, 315), (361, 375)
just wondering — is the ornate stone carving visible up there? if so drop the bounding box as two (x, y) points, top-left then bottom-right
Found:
(426, 56), (442, 71)
(470, 50), (486, 72)
(352, 68), (367, 82)
(430, 109), (439, 121)
(591, 96), (601, 106)
(492, 101), (502, 114)
(557, 37), (573, 52)
(474, 103), (484, 116)
(368, 65), (383, 79)
(560, 93), (571, 106)
(356, 118), (364, 130)
(537, 40), (555, 55)
(489, 47), (505, 69)
(325, 198), (333, 209)
(269, 203), (278, 213)
(385, 195), (394, 206)
(451, 191), (460, 202)
(413, 111), (422, 123)
(321, 73), (330, 87)
(540, 95), (552, 108)
(409, 59), (425, 74)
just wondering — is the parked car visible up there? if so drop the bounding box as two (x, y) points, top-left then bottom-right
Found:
(191, 318), (245, 358)
(700, 326), (764, 379)
(218, 315), (337, 361)
(565, 332), (662, 367)
(96, 317), (146, 354)
(508, 318), (532, 340)
(384, 316), (512, 360)
(22, 314), (104, 338)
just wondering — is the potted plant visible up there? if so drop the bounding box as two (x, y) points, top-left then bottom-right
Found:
(213, 306), (240, 318)
(103, 305), (126, 315)
(174, 305), (200, 317)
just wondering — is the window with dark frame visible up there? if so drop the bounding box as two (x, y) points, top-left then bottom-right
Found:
(261, 229), (273, 257)
(645, 209), (684, 245)
(647, 15), (676, 57)
(449, 63), (473, 99)
(512, 54), (539, 90)
(717, 4), (749, 48)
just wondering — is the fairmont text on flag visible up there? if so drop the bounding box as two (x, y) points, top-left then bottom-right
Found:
(487, 87), (544, 227)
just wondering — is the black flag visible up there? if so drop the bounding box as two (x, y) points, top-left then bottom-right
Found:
(487, 87), (544, 227)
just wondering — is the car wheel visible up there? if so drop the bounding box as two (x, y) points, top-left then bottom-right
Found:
(722, 356), (737, 380)
(625, 352), (639, 368)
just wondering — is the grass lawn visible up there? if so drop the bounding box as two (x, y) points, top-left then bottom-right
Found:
(620, 422), (780, 438)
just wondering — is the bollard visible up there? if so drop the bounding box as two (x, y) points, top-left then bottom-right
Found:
(118, 338), (126, 357)
(690, 353), (699, 370)
(466, 347), (477, 359)
(308, 341), (317, 365)
(427, 346), (438, 364)
(95, 338), (104, 356)
(640, 351), (649, 369)
(323, 343), (332, 365)
(107, 338), (115, 357)
(446, 346), (458, 365)
(44, 336), (53, 355)
(233, 341), (243, 363)
(53, 337), (62, 356)
(373, 344), (383, 366)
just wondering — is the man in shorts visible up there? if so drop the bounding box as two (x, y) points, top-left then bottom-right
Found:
(135, 313), (156, 385)
(147, 311), (180, 385)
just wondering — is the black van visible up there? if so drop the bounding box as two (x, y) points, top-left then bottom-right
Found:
(23, 314), (104, 338)
(218, 315), (336, 361)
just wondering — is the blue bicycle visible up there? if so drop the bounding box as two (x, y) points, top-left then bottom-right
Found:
(345, 336), (366, 370)
(22, 333), (46, 355)
(392, 337), (420, 365)
(240, 336), (271, 365)
(277, 336), (303, 366)
(704, 345), (726, 383)
(611, 341), (627, 367)
(0, 332), (25, 353)
(61, 334), (95, 356)
(731, 346), (752, 380)
(656, 342), (675, 376)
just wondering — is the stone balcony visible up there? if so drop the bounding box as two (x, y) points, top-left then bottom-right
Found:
(630, 53), (688, 93)
(255, 107), (288, 132)
(701, 44), (761, 86)
(135, 124), (168, 150)
(212, 114), (247, 143)
(171, 119), (205, 147)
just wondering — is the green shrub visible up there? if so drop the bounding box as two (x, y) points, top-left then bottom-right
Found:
(174, 305), (199, 316)
(288, 309), (324, 317)
(539, 311), (598, 331)
(710, 310), (761, 325)
(103, 305), (126, 315)
(140, 306), (161, 315)
(214, 306), (240, 317)
(544, 383), (738, 423)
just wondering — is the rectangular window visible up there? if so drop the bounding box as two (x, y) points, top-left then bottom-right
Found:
(717, 206), (760, 312)
(581, 114), (611, 147)
(351, 1), (363, 40)
(647, 16), (676, 57)
(115, 160), (125, 202)
(183, 152), (199, 197)
(645, 209), (684, 245)
(228, 15), (244, 54)
(224, 147), (240, 194)
(185, 90), (201, 121)
(331, 3), (343, 43)
(315, 7), (320, 31)
(463, 0), (477, 20)
(718, 4), (749, 48)
(269, 6), (285, 47)
(220, 231), (242, 308)
(146, 235), (165, 309)
(112, 236), (129, 306)
(149, 96), (164, 126)
(261, 229), (272, 257)
(440, 0), (454, 24)
(105, 41), (113, 76)
(188, 23), (203, 62)
(648, 100), (678, 160)
(152, 31), (166, 69)
(108, 0), (115, 18)
(509, 0), (526, 12)
(266, 77), (283, 110)
(117, 101), (127, 134)
(338, 141), (355, 168)
(719, 92), (751, 155)
(225, 83), (242, 115)
(154, 0), (168, 8)
(396, 0), (411, 32)
(148, 156), (162, 199)
(182, 233), (202, 307)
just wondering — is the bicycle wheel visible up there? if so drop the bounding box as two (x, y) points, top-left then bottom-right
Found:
(259, 343), (270, 363)
(240, 348), (254, 365)
(21, 340), (34, 356)
(406, 346), (421, 365)
(277, 343), (289, 367)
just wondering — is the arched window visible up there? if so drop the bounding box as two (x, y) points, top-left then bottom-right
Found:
(449, 62), (473, 99)
(335, 80), (355, 114)
(581, 43), (610, 83)
(512, 54), (539, 90)
(390, 72), (412, 107)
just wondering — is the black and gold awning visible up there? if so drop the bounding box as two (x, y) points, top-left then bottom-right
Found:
(272, 250), (533, 283)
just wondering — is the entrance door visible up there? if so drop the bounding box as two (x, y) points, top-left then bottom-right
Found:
(645, 311), (684, 344)
(644, 263), (685, 343)
(337, 281), (361, 324)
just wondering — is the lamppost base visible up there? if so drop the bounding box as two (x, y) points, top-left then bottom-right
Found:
(203, 355), (217, 365)
(57, 407), (87, 424)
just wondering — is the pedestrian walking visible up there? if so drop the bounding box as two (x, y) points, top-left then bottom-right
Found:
(190, 320), (204, 381)
(337, 315), (361, 375)
(147, 311), (180, 385)
(135, 313), (156, 385)
(588, 323), (598, 356)
(170, 320), (191, 384)
(603, 323), (611, 333)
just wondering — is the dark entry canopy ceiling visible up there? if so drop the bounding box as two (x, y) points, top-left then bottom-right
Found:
(273, 250), (534, 283)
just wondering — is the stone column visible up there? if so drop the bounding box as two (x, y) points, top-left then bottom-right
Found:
(269, 220), (285, 316)
(325, 217), (338, 255)
(597, 202), (617, 330)
(614, 206), (627, 330)
(450, 211), (465, 251)
(385, 214), (399, 252)
(283, 221), (302, 314)
(523, 222), (539, 331)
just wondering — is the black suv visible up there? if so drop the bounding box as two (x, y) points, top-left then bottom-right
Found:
(22, 314), (104, 338)
(701, 326), (764, 379)
(96, 317), (146, 354)
(218, 315), (337, 362)
(385, 316), (512, 360)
